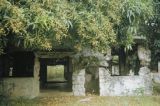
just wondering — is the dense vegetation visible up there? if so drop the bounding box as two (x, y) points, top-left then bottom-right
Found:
(0, 0), (158, 54)
(147, 0), (160, 69)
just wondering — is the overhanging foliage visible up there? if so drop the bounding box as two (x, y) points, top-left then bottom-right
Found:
(0, 0), (155, 54)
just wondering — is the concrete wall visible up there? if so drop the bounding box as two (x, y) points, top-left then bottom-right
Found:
(99, 68), (152, 96)
(0, 56), (40, 98)
(0, 78), (39, 98)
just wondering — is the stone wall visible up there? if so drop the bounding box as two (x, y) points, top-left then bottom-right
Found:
(0, 56), (40, 98)
(99, 45), (153, 96)
(137, 45), (151, 67)
(99, 68), (152, 96)
(72, 69), (85, 96)
(0, 78), (39, 98)
(34, 57), (40, 81)
(72, 47), (153, 96)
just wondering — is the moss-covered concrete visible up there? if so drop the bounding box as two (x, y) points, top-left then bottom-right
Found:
(0, 78), (39, 98)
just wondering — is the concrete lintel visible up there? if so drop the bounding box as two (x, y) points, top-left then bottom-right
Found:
(34, 52), (74, 58)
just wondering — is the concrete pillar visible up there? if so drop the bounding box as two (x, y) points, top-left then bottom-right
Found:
(112, 65), (119, 75)
(138, 45), (151, 67)
(137, 45), (151, 75)
(72, 69), (85, 96)
(33, 56), (40, 97)
(137, 45), (152, 95)
(34, 57), (40, 80)
(99, 67), (111, 96)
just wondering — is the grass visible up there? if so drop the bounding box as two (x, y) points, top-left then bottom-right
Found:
(1, 68), (160, 106)
(1, 96), (160, 106)
(0, 84), (160, 106)
(0, 82), (159, 106)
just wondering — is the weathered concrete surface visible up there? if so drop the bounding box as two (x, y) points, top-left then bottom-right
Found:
(99, 68), (152, 96)
(72, 69), (85, 96)
(139, 67), (150, 76)
(0, 78), (39, 98)
(152, 73), (160, 84)
(34, 57), (40, 80)
(138, 46), (151, 66)
(112, 65), (119, 75)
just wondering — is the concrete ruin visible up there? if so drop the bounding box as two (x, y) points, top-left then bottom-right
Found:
(151, 61), (160, 84)
(72, 46), (153, 96)
(0, 44), (159, 98)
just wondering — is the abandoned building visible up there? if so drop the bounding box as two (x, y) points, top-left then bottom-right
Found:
(0, 38), (160, 98)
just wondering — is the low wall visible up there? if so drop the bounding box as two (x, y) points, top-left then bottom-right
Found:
(0, 77), (39, 98)
(99, 68), (152, 96)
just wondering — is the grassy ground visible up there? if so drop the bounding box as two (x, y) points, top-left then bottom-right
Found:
(1, 83), (160, 106)
(1, 82), (159, 106)
(1, 96), (160, 106)
(1, 67), (160, 106)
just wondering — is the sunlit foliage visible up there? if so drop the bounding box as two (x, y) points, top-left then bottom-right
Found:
(0, 0), (155, 54)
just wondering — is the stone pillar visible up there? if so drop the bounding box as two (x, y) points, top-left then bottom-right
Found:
(34, 57), (40, 80)
(138, 45), (151, 74)
(72, 69), (85, 96)
(138, 45), (151, 75)
(138, 45), (151, 67)
(99, 67), (111, 96)
(99, 49), (112, 96)
(138, 45), (152, 95)
(33, 56), (40, 96)
(112, 65), (119, 75)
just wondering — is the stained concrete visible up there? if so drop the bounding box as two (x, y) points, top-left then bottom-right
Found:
(0, 78), (39, 98)
(99, 75), (152, 96)
(72, 69), (85, 96)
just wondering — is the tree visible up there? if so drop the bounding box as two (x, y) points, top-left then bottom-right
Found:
(0, 0), (155, 54)
(145, 0), (160, 70)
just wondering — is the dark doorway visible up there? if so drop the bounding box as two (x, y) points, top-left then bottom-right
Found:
(39, 57), (72, 93)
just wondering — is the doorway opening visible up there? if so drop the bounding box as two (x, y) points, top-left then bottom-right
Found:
(39, 57), (72, 96)
(47, 65), (66, 82)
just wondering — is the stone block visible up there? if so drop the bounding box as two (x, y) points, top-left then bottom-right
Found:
(72, 69), (86, 96)
(99, 61), (109, 67)
(0, 78), (39, 98)
(73, 90), (85, 96)
(139, 67), (150, 76)
(99, 76), (152, 96)
(138, 45), (151, 63)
